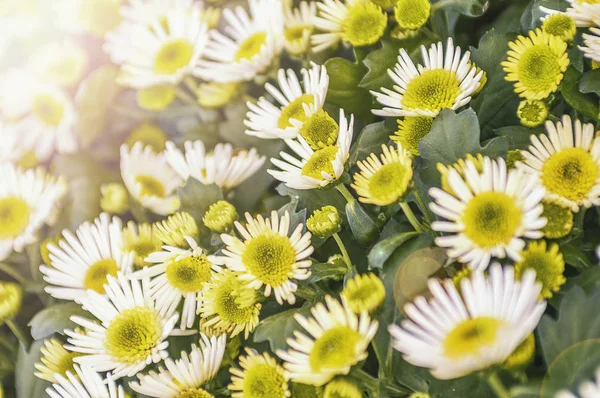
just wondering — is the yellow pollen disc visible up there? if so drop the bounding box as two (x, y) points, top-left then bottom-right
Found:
(214, 278), (257, 324)
(135, 175), (166, 198)
(105, 307), (161, 364)
(514, 241), (565, 299)
(444, 317), (504, 359)
(341, 2), (387, 47)
(299, 110), (339, 150)
(541, 147), (599, 203)
(175, 388), (213, 398)
(0, 197), (30, 239)
(154, 39), (194, 75)
(366, 163), (411, 205)
(241, 234), (296, 286)
(309, 325), (361, 372)
(83, 259), (119, 294)
(462, 192), (522, 248)
(165, 255), (212, 293)
(243, 363), (287, 398)
(516, 45), (562, 95)
(402, 69), (462, 112)
(235, 31), (268, 62)
(393, 116), (434, 156)
(395, 0), (431, 30)
(32, 94), (65, 127)
(542, 14), (576, 42)
(301, 146), (338, 181)
(285, 25), (311, 43)
(137, 85), (176, 111)
(17, 150), (38, 169)
(277, 93), (314, 129)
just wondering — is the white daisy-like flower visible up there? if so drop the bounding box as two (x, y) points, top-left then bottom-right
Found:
(0, 70), (77, 154)
(164, 140), (266, 190)
(46, 365), (124, 398)
(283, 1), (316, 55)
(40, 213), (134, 302)
(389, 264), (546, 379)
(195, 0), (284, 83)
(132, 236), (220, 330)
(371, 38), (484, 117)
(276, 295), (379, 386)
(556, 368), (600, 398)
(430, 157), (546, 271)
(518, 115), (600, 212)
(558, 0), (600, 27)
(0, 163), (66, 261)
(214, 210), (313, 305)
(65, 274), (179, 379)
(581, 27), (600, 62)
(105, 2), (209, 88)
(28, 40), (89, 88)
(244, 63), (329, 139)
(120, 143), (183, 216)
(268, 109), (354, 190)
(0, 123), (54, 167)
(129, 334), (227, 397)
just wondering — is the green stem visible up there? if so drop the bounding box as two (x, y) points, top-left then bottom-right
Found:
(333, 232), (352, 270)
(0, 334), (17, 354)
(174, 86), (200, 108)
(413, 189), (432, 225)
(487, 373), (510, 398)
(0, 263), (25, 284)
(336, 184), (356, 204)
(399, 201), (424, 233)
(6, 320), (29, 348)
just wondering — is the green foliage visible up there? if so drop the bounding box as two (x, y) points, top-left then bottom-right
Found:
(325, 57), (372, 120)
(177, 179), (223, 222)
(28, 303), (89, 340)
(560, 66), (600, 120)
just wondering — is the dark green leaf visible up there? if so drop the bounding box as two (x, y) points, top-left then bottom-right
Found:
(437, 0), (489, 17)
(559, 242), (593, 269)
(324, 57), (371, 119)
(253, 306), (311, 352)
(28, 303), (90, 340)
(494, 125), (542, 149)
(579, 68), (600, 96)
(348, 121), (393, 165)
(368, 231), (421, 269)
(560, 66), (599, 120)
(345, 200), (379, 247)
(470, 29), (514, 73)
(276, 183), (346, 216)
(177, 179), (223, 221)
(306, 262), (348, 283)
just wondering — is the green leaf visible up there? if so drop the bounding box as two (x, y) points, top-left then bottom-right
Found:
(470, 29), (515, 73)
(276, 183), (346, 216)
(437, 0), (489, 17)
(579, 68), (600, 96)
(368, 231), (421, 269)
(345, 200), (379, 247)
(559, 242), (593, 270)
(324, 57), (371, 119)
(253, 306), (311, 352)
(560, 66), (600, 120)
(348, 121), (393, 166)
(28, 303), (89, 340)
(494, 125), (542, 150)
(306, 262), (348, 283)
(16, 339), (49, 398)
(177, 179), (223, 221)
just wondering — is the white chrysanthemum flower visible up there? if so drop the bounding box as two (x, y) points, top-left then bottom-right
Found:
(40, 213), (134, 302)
(371, 38), (483, 117)
(214, 210), (313, 305)
(430, 157), (546, 271)
(390, 264), (546, 379)
(0, 123), (54, 167)
(556, 368), (600, 398)
(276, 296), (378, 386)
(46, 365), (124, 398)
(195, 0), (284, 83)
(164, 140), (265, 190)
(552, 0), (600, 27)
(518, 115), (600, 212)
(132, 236), (220, 330)
(268, 109), (353, 189)
(245, 63), (329, 139)
(120, 143), (182, 216)
(65, 274), (178, 379)
(283, 1), (316, 55)
(0, 164), (66, 261)
(581, 27), (600, 62)
(28, 40), (89, 88)
(129, 334), (226, 397)
(105, 2), (209, 88)
(0, 70), (77, 154)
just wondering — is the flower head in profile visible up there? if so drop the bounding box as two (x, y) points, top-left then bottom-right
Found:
(35, 338), (80, 383)
(581, 27), (600, 62)
(341, 273), (386, 314)
(371, 39), (483, 117)
(121, 221), (162, 270)
(514, 240), (565, 298)
(155, 212), (200, 247)
(229, 348), (291, 398)
(46, 365), (124, 398)
(389, 264), (546, 379)
(284, 1), (316, 55)
(392, 116), (434, 156)
(0, 282), (22, 323)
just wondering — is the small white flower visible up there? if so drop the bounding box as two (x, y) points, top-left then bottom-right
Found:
(46, 365), (125, 398)
(28, 40), (89, 87)
(581, 27), (600, 62)
(283, 1), (316, 55)
(0, 123), (54, 168)
(542, 0), (600, 27)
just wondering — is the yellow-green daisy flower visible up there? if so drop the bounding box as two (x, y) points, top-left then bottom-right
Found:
(229, 349), (291, 398)
(514, 240), (566, 299)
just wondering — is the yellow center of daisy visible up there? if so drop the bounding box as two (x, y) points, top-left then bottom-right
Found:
(542, 14), (576, 42)
(285, 25), (311, 43)
(0, 197), (30, 239)
(444, 317), (504, 359)
(235, 32), (267, 62)
(130, 240), (159, 269)
(291, 383), (322, 398)
(366, 163), (411, 205)
(243, 363), (287, 398)
(401, 70), (461, 112)
(175, 389), (214, 398)
(393, 117), (434, 155)
(341, 2), (387, 47)
(395, 0), (431, 30)
(342, 273), (386, 313)
(514, 242), (565, 298)
(462, 192), (522, 248)
(300, 110), (339, 150)
(301, 145), (338, 181)
(277, 94), (315, 129)
(83, 259), (119, 294)
(105, 307), (162, 364)
(154, 39), (194, 75)
(516, 45), (563, 95)
(309, 326), (361, 372)
(214, 277), (258, 324)
(541, 148), (599, 203)
(137, 85), (176, 112)
(165, 255), (212, 293)
(541, 200), (573, 238)
(32, 94), (65, 127)
(17, 150), (38, 169)
(127, 122), (169, 152)
(517, 100), (549, 128)
(504, 333), (535, 369)
(135, 175), (166, 197)
(242, 234), (295, 286)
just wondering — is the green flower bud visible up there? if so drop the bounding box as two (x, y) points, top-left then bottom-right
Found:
(203, 200), (238, 233)
(306, 206), (342, 238)
(100, 183), (130, 215)
(0, 282), (22, 324)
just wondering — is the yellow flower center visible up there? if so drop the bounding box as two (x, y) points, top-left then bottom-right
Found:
(285, 25), (311, 43)
(0, 197), (30, 239)
(32, 94), (65, 127)
(542, 14), (576, 42)
(83, 259), (119, 294)
(242, 234), (296, 286)
(342, 273), (386, 313)
(541, 200), (573, 239)
(341, 2), (387, 47)
(516, 45), (563, 95)
(17, 150), (38, 169)
(514, 242), (565, 298)
(213, 277), (258, 324)
(135, 175), (166, 198)
(175, 389), (214, 398)
(393, 117), (434, 155)
(127, 122), (169, 152)
(444, 317), (504, 359)
(137, 85), (176, 111)
(130, 240), (160, 269)
(367, 163), (411, 205)
(105, 307), (162, 364)
(462, 192), (522, 248)
(402, 69), (462, 112)
(235, 31), (267, 62)
(154, 39), (194, 75)
(517, 100), (548, 128)
(299, 109), (339, 150)
(243, 363), (287, 398)
(277, 93), (315, 129)
(291, 383), (322, 398)
(301, 145), (338, 181)
(395, 0), (431, 30)
(309, 325), (361, 372)
(165, 255), (212, 293)
(541, 147), (599, 203)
